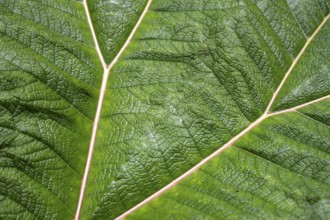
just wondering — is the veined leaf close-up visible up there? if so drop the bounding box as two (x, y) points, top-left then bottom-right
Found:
(0, 0), (329, 219)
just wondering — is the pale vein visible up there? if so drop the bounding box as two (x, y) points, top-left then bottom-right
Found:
(75, 1), (153, 219)
(115, 13), (330, 219)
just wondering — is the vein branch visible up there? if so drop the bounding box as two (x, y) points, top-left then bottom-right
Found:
(265, 13), (330, 113)
(269, 94), (330, 116)
(116, 94), (330, 219)
(75, 1), (153, 219)
(106, 0), (153, 71)
(115, 13), (330, 219)
(83, 0), (106, 69)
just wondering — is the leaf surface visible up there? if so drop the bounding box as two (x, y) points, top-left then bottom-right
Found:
(0, 0), (329, 219)
(0, 0), (101, 218)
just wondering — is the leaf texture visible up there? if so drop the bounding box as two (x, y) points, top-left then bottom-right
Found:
(87, 0), (149, 63)
(127, 95), (330, 220)
(0, 0), (102, 219)
(0, 0), (329, 219)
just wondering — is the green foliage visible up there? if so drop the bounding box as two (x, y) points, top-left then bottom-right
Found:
(0, 0), (329, 219)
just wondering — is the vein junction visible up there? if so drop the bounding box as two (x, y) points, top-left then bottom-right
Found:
(75, 0), (153, 219)
(77, 0), (330, 217)
(115, 13), (330, 219)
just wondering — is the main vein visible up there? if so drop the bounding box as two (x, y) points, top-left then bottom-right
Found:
(75, 0), (153, 219)
(115, 13), (330, 219)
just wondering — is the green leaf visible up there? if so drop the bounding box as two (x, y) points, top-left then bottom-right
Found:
(87, 0), (149, 64)
(127, 99), (330, 220)
(0, 0), (329, 219)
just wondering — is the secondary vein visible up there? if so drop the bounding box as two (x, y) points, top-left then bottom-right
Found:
(75, 1), (153, 219)
(115, 13), (330, 220)
(83, 0), (106, 69)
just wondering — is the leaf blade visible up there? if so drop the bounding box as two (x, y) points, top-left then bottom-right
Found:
(0, 0), (329, 219)
(82, 1), (330, 219)
(87, 0), (149, 64)
(127, 99), (330, 219)
(0, 0), (101, 218)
